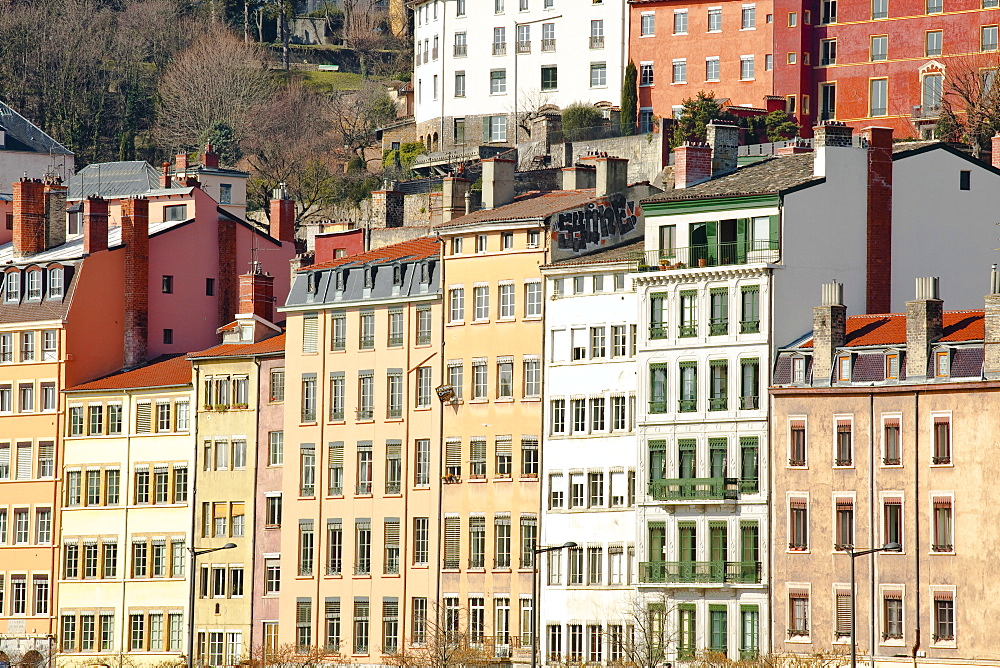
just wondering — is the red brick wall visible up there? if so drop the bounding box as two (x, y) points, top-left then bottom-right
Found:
(864, 126), (894, 314)
(12, 178), (45, 257)
(238, 272), (275, 323)
(121, 197), (149, 368)
(673, 143), (713, 188)
(83, 197), (109, 255)
(218, 214), (237, 328)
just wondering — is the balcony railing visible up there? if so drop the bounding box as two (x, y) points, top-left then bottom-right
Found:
(912, 104), (942, 119)
(386, 481), (401, 494)
(740, 478), (759, 494)
(634, 240), (779, 272)
(649, 477), (738, 501)
(589, 35), (605, 48)
(639, 560), (761, 584)
(740, 395), (760, 410)
(679, 324), (697, 338)
(493, 42), (507, 55)
(385, 561), (400, 575)
(360, 335), (375, 348)
(417, 331), (432, 345)
(709, 319), (728, 335)
(516, 40), (531, 53)
(649, 324), (667, 339)
(541, 38), (556, 51)
(649, 400), (668, 414)
(332, 337), (346, 350)
(354, 564), (371, 576)
(740, 649), (760, 661)
(679, 398), (697, 412)
(300, 485), (315, 497)
(389, 334), (404, 346)
(741, 319), (760, 334)
(328, 484), (343, 496)
(330, 408), (345, 421)
(357, 408), (374, 420)
(709, 397), (727, 411)
(356, 482), (372, 495)
(387, 407), (403, 418)
(325, 565), (341, 576)
(454, 44), (467, 57)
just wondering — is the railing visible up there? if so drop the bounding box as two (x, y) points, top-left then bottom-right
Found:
(649, 477), (738, 501)
(328, 484), (343, 496)
(932, 543), (953, 552)
(386, 481), (401, 494)
(639, 560), (761, 584)
(634, 241), (779, 272)
(541, 38), (556, 51)
(649, 400), (668, 414)
(788, 542), (808, 551)
(301, 408), (316, 422)
(357, 408), (374, 420)
(330, 409), (345, 420)
(516, 40), (530, 53)
(649, 324), (667, 339)
(740, 649), (760, 660)
(356, 482), (372, 495)
(454, 44), (467, 57)
(493, 42), (507, 55)
(912, 104), (942, 119)
(360, 335), (375, 348)
(389, 334), (403, 346)
(332, 337), (346, 350)
(387, 407), (403, 418)
(835, 458), (853, 466)
(932, 455), (951, 464)
(740, 478), (759, 494)
(679, 399), (697, 412)
(741, 319), (760, 333)
(740, 395), (760, 410)
(354, 564), (370, 576)
(709, 397), (727, 411)
(590, 35), (605, 48)
(443, 556), (460, 569)
(710, 320), (728, 335)
(679, 324), (697, 338)
(385, 561), (400, 575)
(883, 456), (901, 465)
(417, 331), (432, 345)
(299, 565), (313, 576)
(469, 556), (486, 569)
(300, 484), (315, 497)
(788, 628), (810, 638)
(325, 565), (341, 576)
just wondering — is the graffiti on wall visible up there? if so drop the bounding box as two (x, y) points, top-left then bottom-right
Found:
(551, 193), (642, 256)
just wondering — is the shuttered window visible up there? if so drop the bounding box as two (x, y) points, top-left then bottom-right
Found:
(443, 516), (461, 569)
(470, 439), (486, 478)
(135, 403), (152, 434)
(16, 443), (32, 480)
(835, 591), (852, 637)
(496, 436), (513, 477)
(302, 314), (319, 353)
(445, 439), (461, 478)
(384, 520), (400, 574)
(0, 443), (9, 480)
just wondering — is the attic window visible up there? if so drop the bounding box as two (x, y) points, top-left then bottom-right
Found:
(420, 262), (431, 284)
(364, 267), (374, 289)
(4, 272), (20, 303)
(48, 267), (64, 299)
(791, 356), (805, 383)
(935, 351), (949, 377)
(886, 353), (899, 379)
(336, 270), (346, 291)
(838, 355), (851, 382)
(306, 273), (317, 294)
(393, 264), (403, 286)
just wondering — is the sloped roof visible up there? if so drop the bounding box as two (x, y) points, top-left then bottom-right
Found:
(798, 310), (985, 348)
(545, 240), (645, 267)
(67, 161), (162, 200)
(309, 236), (441, 271)
(189, 333), (286, 359)
(67, 354), (193, 392)
(0, 102), (73, 155)
(435, 190), (597, 229)
(0, 218), (191, 265)
(643, 154), (819, 203)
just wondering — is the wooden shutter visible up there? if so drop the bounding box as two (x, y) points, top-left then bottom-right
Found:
(16, 443), (32, 480)
(445, 439), (461, 475)
(384, 520), (400, 548)
(135, 403), (151, 433)
(302, 315), (318, 353)
(444, 516), (460, 567)
(835, 592), (852, 635)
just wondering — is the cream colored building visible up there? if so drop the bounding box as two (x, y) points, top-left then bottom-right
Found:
(56, 355), (194, 666)
(278, 237), (443, 661)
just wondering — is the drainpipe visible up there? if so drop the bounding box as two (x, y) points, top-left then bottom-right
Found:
(251, 355), (263, 654)
(912, 391), (921, 664)
(188, 369), (200, 664)
(869, 392), (877, 665)
(121, 388), (135, 664)
(433, 232), (446, 629)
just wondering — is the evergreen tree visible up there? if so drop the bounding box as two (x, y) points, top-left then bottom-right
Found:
(670, 91), (736, 149)
(621, 61), (638, 135)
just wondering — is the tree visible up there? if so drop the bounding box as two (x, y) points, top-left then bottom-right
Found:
(328, 80), (399, 158)
(611, 593), (679, 668)
(342, 0), (389, 78)
(693, 647), (848, 668)
(156, 25), (275, 152)
(934, 54), (1000, 157)
(670, 91), (736, 149)
(561, 103), (606, 140)
(386, 602), (495, 668)
(764, 110), (800, 142)
(621, 60), (638, 135)
(245, 641), (339, 668)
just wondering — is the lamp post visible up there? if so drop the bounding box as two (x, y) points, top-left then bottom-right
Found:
(846, 542), (901, 668)
(532, 541), (578, 668)
(186, 542), (237, 668)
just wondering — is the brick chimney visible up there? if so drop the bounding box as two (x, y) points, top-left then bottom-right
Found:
(269, 184), (296, 241)
(985, 266), (1000, 379)
(175, 153), (188, 171)
(43, 180), (66, 250)
(561, 165), (597, 190)
(160, 162), (171, 188)
(12, 178), (45, 258)
(442, 176), (471, 223)
(482, 157), (516, 209)
(812, 121), (854, 177)
(811, 281), (847, 386)
(862, 126), (894, 314)
(202, 143), (219, 169)
(992, 135), (1000, 169)
(238, 264), (275, 323)
(905, 277), (943, 381)
(121, 197), (150, 368)
(706, 121), (739, 176)
(673, 142), (712, 189)
(595, 157), (629, 198)
(82, 197), (109, 255)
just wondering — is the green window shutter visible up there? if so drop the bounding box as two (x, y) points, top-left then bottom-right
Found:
(769, 214), (780, 248)
(648, 522), (666, 561)
(649, 440), (667, 481)
(678, 522), (697, 562)
(740, 521), (759, 562)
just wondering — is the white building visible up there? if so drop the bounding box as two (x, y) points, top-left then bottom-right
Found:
(540, 243), (641, 666)
(0, 103), (75, 197)
(410, 0), (629, 153)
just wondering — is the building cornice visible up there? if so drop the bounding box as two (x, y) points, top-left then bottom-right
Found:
(632, 265), (773, 286)
(280, 292), (441, 314)
(770, 379), (1000, 396)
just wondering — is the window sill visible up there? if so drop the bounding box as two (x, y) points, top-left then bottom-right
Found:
(471, 319), (492, 324)
(469, 399), (489, 404)
(521, 397), (541, 402)
(446, 321), (465, 327)
(785, 636), (812, 644)
(523, 315), (543, 321)
(468, 478), (488, 483)
(495, 397), (514, 403)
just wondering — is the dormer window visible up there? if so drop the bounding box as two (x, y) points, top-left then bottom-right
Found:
(886, 353), (899, 379)
(791, 356), (806, 383)
(26, 270), (42, 300)
(393, 264), (403, 286)
(838, 355), (851, 382)
(420, 262), (431, 284)
(935, 350), (949, 377)
(335, 270), (346, 291)
(48, 268), (64, 299)
(306, 273), (317, 294)
(4, 272), (20, 303)
(364, 267), (374, 289)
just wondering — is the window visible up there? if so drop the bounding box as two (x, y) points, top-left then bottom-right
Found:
(925, 30), (942, 56)
(415, 439), (431, 486)
(449, 288), (465, 322)
(883, 418), (901, 464)
(983, 25), (998, 52)
(708, 7), (722, 30)
(4, 272), (19, 302)
(413, 518), (430, 565)
(742, 5), (756, 28)
(740, 55), (755, 80)
(641, 12), (655, 35)
(551, 399), (566, 433)
(927, 0), (943, 11)
(679, 362), (697, 412)
(673, 10), (687, 33)
(649, 363), (667, 413)
(933, 497), (953, 551)
(789, 592), (809, 635)
(789, 499), (808, 549)
(821, 39), (837, 65)
(933, 594), (954, 641)
(706, 58), (720, 81)
(870, 78), (888, 116)
(639, 63), (654, 86)
(161, 275), (173, 294)
(835, 498), (855, 550)
(523, 358), (541, 397)
(923, 73), (944, 114)
(672, 59), (687, 83)
(485, 115), (507, 142)
(49, 268), (64, 299)
(21, 332), (35, 362)
(873, 0), (888, 17)
(836, 420), (853, 466)
(933, 416), (951, 464)
(525, 282), (542, 316)
(592, 62), (608, 87)
(491, 69), (507, 94)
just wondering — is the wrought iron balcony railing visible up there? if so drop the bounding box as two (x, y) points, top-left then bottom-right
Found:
(638, 560), (761, 584)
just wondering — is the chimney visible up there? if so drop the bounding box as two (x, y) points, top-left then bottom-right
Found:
(82, 196), (109, 255)
(812, 121), (854, 177)
(121, 197), (150, 368)
(175, 153), (188, 171)
(482, 157), (515, 209)
(595, 157), (629, 198)
(811, 281), (847, 386)
(561, 165), (597, 190)
(776, 139), (813, 155)
(12, 178), (45, 257)
(861, 126), (894, 314)
(202, 143), (219, 169)
(43, 180), (66, 250)
(269, 184), (296, 242)
(238, 264), (275, 323)
(985, 266), (1000, 378)
(905, 277), (943, 381)
(673, 142), (712, 189)
(706, 121), (739, 175)
(160, 162), (171, 188)
(993, 135), (1000, 169)
(442, 176), (471, 223)
(369, 182), (404, 229)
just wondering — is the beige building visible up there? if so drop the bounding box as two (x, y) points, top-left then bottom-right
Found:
(57, 355), (194, 666)
(770, 278), (1000, 665)
(278, 237), (443, 661)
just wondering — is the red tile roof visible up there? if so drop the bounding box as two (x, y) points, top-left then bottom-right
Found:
(189, 332), (286, 359)
(434, 190), (597, 229)
(68, 354), (193, 392)
(800, 310), (984, 348)
(308, 237), (440, 272)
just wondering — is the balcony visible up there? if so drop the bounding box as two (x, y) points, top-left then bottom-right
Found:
(740, 319), (760, 334)
(541, 38), (556, 51)
(679, 399), (697, 412)
(638, 560), (762, 584)
(739, 478), (759, 494)
(493, 42), (507, 55)
(912, 104), (942, 120)
(417, 331), (432, 345)
(389, 333), (403, 346)
(590, 35), (605, 48)
(740, 395), (760, 410)
(649, 400), (668, 414)
(634, 240), (779, 272)
(454, 44), (467, 57)
(649, 477), (738, 501)
(709, 397), (727, 411)
(679, 324), (697, 338)
(709, 319), (727, 336)
(516, 40), (530, 53)
(649, 324), (667, 339)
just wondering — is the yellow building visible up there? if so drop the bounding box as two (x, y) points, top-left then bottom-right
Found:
(278, 237), (443, 660)
(57, 355), (194, 666)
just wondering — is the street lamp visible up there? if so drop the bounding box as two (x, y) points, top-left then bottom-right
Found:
(531, 541), (578, 668)
(846, 542), (901, 668)
(186, 543), (237, 668)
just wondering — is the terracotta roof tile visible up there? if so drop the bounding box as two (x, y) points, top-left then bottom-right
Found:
(68, 354), (192, 392)
(308, 237), (440, 272)
(435, 190), (597, 229)
(800, 310), (984, 347)
(189, 332), (286, 359)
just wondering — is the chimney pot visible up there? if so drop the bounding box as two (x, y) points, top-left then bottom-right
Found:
(905, 276), (943, 380)
(238, 270), (275, 324)
(811, 280), (847, 386)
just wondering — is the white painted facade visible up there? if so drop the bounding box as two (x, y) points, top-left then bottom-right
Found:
(540, 255), (639, 666)
(411, 0), (628, 144)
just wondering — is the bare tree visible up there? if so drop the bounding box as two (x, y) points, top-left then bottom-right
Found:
(694, 647), (848, 668)
(245, 641), (339, 668)
(613, 593), (679, 668)
(933, 53), (1000, 157)
(328, 80), (400, 158)
(156, 24), (275, 152)
(342, 0), (389, 78)
(386, 603), (495, 668)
